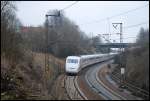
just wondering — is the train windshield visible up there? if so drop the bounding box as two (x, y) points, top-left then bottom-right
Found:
(67, 59), (78, 63)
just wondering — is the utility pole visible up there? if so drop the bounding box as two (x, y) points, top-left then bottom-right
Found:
(112, 22), (125, 88)
(44, 11), (61, 89)
(45, 15), (50, 70)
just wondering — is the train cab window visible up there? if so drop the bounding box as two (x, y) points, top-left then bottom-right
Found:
(67, 59), (78, 63)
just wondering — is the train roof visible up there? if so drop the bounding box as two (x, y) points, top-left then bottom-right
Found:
(66, 56), (80, 59)
(66, 52), (118, 60)
(80, 54), (108, 59)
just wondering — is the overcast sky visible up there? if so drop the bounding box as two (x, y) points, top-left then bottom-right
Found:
(16, 1), (149, 43)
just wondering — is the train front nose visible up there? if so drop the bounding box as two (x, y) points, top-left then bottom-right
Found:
(65, 57), (79, 74)
(66, 64), (78, 73)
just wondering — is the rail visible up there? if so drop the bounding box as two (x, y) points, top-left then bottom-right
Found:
(84, 61), (123, 100)
(64, 75), (87, 100)
(111, 72), (149, 99)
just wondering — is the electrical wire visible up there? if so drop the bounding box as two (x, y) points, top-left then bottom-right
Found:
(60, 1), (78, 11)
(124, 21), (149, 29)
(80, 4), (149, 26)
(110, 37), (137, 41)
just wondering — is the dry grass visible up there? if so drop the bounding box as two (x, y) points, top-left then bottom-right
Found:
(1, 52), (66, 100)
(32, 52), (65, 69)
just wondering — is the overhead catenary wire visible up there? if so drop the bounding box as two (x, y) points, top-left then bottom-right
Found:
(45, 1), (79, 43)
(111, 38), (137, 43)
(110, 36), (137, 41)
(121, 21), (149, 34)
(98, 21), (149, 35)
(80, 4), (149, 26)
(60, 1), (78, 11)
(123, 21), (149, 29)
(99, 33), (137, 43)
(108, 4), (149, 19)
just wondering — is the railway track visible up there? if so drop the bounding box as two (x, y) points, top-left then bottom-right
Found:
(64, 75), (88, 100)
(111, 73), (149, 99)
(85, 61), (126, 100)
(110, 65), (149, 100)
(64, 60), (125, 100)
(64, 59), (148, 100)
(96, 72), (127, 100)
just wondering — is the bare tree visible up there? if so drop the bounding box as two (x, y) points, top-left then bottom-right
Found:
(42, 10), (95, 57)
(125, 27), (149, 91)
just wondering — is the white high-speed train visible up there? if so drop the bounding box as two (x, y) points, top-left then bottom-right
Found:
(65, 53), (117, 75)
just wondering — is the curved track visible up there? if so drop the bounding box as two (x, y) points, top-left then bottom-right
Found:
(64, 60), (133, 100)
(84, 60), (127, 100)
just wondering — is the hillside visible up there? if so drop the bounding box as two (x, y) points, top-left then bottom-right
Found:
(1, 52), (65, 100)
